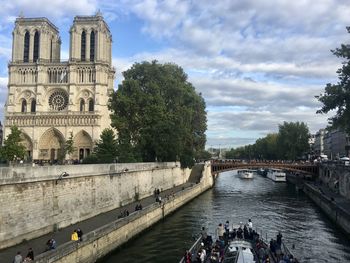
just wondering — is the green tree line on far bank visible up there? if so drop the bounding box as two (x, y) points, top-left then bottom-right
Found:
(225, 121), (310, 160)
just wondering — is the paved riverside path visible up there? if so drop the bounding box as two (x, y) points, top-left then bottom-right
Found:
(0, 182), (193, 263)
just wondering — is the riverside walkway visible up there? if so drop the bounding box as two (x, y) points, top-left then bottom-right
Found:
(0, 182), (193, 263)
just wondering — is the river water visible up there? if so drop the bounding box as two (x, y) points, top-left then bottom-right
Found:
(100, 170), (350, 263)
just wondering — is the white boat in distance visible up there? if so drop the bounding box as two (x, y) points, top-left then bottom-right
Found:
(266, 168), (286, 182)
(237, 169), (254, 179)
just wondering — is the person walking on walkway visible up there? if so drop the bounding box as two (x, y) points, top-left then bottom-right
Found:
(13, 251), (23, 263)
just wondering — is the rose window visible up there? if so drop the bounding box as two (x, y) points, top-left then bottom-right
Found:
(49, 90), (68, 111)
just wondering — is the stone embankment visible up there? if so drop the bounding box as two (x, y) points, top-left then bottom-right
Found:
(0, 162), (214, 263)
(0, 162), (190, 250)
(287, 164), (350, 236)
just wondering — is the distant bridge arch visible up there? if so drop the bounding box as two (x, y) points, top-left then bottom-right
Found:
(211, 161), (319, 177)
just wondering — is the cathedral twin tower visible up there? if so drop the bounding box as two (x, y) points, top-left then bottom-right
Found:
(4, 13), (115, 162)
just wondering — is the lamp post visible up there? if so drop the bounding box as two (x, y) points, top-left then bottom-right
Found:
(55, 172), (69, 184)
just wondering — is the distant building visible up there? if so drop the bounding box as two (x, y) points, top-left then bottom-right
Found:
(323, 129), (350, 159)
(0, 121), (3, 145)
(314, 129), (325, 156)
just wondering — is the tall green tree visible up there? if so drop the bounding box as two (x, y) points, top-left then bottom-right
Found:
(58, 132), (75, 162)
(277, 121), (310, 160)
(109, 61), (207, 168)
(94, 128), (118, 163)
(0, 126), (26, 162)
(317, 27), (350, 134)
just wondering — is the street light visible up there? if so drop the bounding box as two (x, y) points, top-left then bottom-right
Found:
(55, 172), (69, 184)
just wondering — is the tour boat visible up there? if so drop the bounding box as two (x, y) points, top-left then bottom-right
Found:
(266, 168), (286, 182)
(237, 169), (254, 179)
(179, 223), (298, 263)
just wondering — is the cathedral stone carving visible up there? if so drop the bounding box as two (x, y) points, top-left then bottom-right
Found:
(4, 14), (115, 162)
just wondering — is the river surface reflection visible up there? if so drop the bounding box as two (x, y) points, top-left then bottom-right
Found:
(100, 171), (350, 263)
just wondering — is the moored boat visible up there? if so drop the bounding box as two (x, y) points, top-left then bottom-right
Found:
(237, 169), (254, 179)
(266, 168), (286, 182)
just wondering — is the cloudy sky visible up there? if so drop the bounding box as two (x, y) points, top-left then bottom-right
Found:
(0, 0), (349, 149)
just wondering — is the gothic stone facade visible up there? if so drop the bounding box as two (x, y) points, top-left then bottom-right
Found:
(4, 14), (115, 161)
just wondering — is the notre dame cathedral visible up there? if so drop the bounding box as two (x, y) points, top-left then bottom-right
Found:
(3, 13), (115, 162)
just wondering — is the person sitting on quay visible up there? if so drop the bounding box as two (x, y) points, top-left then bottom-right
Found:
(156, 195), (162, 204)
(135, 203), (143, 211)
(123, 209), (129, 217)
(77, 228), (83, 241)
(26, 248), (34, 261)
(46, 238), (56, 251)
(71, 230), (79, 242)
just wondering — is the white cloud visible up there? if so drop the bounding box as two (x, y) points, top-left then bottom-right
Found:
(0, 0), (348, 148)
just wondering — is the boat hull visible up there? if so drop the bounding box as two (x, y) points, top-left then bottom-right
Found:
(266, 170), (286, 182)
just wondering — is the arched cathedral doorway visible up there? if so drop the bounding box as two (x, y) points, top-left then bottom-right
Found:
(73, 130), (93, 161)
(20, 132), (33, 161)
(38, 128), (65, 162)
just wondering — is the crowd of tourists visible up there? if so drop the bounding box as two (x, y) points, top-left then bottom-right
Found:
(183, 219), (299, 263)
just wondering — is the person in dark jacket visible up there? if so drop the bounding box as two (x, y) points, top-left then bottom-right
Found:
(26, 248), (34, 260)
(77, 228), (83, 241)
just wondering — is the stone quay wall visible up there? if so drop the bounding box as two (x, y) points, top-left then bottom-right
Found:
(318, 164), (350, 200)
(34, 163), (213, 263)
(0, 162), (190, 249)
(303, 183), (350, 236)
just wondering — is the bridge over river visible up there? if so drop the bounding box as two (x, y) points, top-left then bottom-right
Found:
(211, 160), (319, 176)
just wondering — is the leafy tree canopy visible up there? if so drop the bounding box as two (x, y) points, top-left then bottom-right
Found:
(225, 122), (310, 160)
(317, 27), (350, 134)
(109, 60), (207, 168)
(277, 121), (310, 160)
(0, 126), (26, 162)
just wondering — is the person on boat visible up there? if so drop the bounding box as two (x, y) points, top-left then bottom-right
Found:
(231, 228), (237, 239)
(243, 225), (249, 239)
(201, 227), (207, 241)
(278, 253), (287, 263)
(248, 218), (253, 230)
(199, 248), (206, 263)
(224, 220), (230, 234)
(269, 239), (276, 257)
(237, 226), (243, 239)
(216, 223), (225, 239)
(277, 231), (283, 245)
(184, 250), (192, 263)
(262, 255), (270, 263)
(258, 246), (266, 261)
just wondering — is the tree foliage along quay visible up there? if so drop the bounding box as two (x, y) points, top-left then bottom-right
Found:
(225, 121), (310, 160)
(0, 125), (26, 163)
(108, 61), (207, 168)
(316, 27), (350, 134)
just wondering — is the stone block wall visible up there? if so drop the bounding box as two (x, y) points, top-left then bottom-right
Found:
(0, 162), (190, 249)
(34, 163), (214, 263)
(318, 164), (350, 200)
